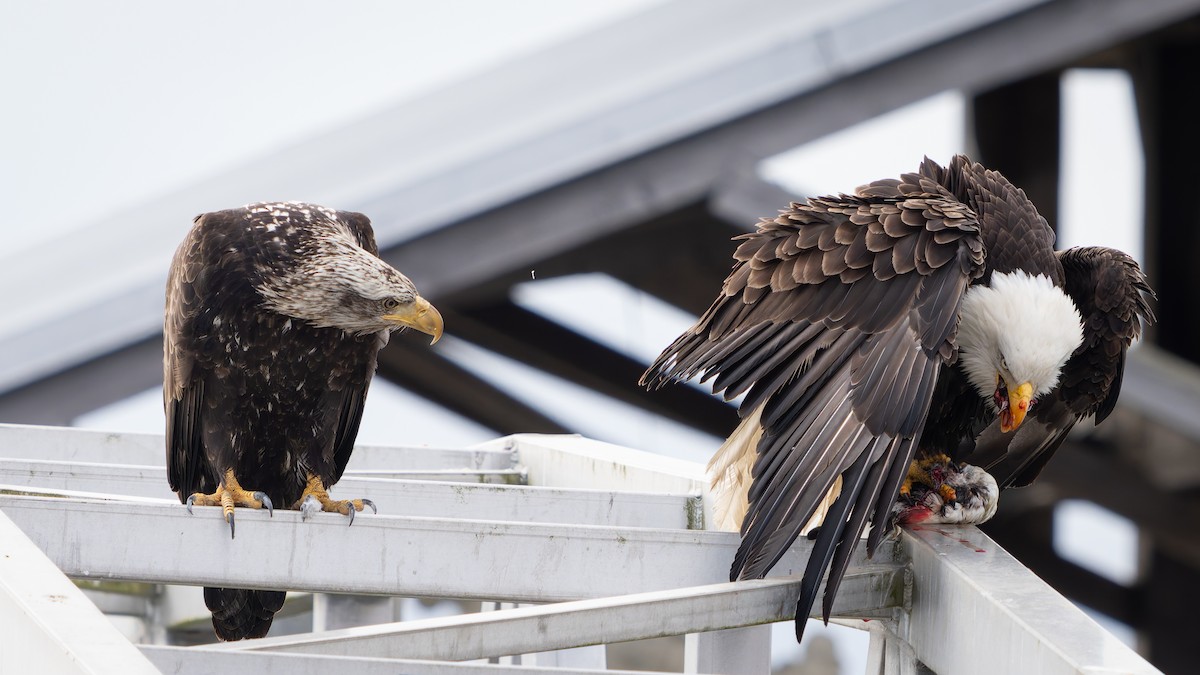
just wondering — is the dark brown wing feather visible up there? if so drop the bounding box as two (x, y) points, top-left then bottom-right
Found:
(922, 156), (1062, 283)
(642, 158), (985, 637)
(329, 208), (380, 482)
(962, 247), (1154, 487)
(164, 215), (215, 500)
(340, 209), (379, 254)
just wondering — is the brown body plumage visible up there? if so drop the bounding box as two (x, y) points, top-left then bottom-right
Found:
(642, 156), (1153, 640)
(165, 202), (442, 640)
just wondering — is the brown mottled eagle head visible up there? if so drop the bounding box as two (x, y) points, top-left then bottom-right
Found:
(252, 205), (443, 341)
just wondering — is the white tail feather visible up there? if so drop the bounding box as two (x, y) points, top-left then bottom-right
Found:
(706, 405), (762, 532)
(803, 475), (841, 536)
(706, 403), (842, 535)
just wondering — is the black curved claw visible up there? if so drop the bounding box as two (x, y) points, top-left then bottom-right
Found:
(186, 494), (196, 515)
(346, 505), (355, 527)
(254, 492), (274, 517)
(226, 509), (235, 539)
(362, 499), (377, 515)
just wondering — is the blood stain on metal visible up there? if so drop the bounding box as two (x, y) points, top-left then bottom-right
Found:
(912, 525), (987, 552)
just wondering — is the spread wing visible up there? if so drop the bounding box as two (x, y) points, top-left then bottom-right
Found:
(642, 162), (984, 637)
(165, 216), (213, 502)
(962, 246), (1154, 487)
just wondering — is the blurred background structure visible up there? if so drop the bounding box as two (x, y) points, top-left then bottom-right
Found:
(4, 0), (1200, 672)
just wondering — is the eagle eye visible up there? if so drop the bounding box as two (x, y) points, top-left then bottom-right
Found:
(381, 297), (401, 311)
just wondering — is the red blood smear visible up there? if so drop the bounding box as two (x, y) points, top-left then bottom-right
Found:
(896, 506), (932, 525)
(910, 525), (987, 553)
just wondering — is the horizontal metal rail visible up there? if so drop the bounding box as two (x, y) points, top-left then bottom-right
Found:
(140, 647), (658, 675)
(901, 525), (1159, 675)
(488, 434), (706, 495)
(214, 575), (904, 660)
(0, 494), (900, 603)
(0, 459), (693, 528)
(0, 425), (1164, 674)
(0, 510), (159, 674)
(0, 423), (515, 471)
(340, 468), (526, 484)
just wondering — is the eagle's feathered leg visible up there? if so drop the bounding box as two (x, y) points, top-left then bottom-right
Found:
(292, 473), (377, 526)
(186, 469), (274, 539)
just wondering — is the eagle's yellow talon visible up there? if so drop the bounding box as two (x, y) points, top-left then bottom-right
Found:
(293, 474), (376, 525)
(938, 484), (958, 502)
(185, 469), (272, 538)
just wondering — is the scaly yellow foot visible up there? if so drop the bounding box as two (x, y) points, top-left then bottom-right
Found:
(937, 483), (958, 502)
(186, 469), (274, 539)
(901, 454), (955, 498)
(291, 473), (376, 526)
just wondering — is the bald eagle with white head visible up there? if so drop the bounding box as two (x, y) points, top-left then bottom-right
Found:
(165, 202), (443, 640)
(642, 156), (1153, 641)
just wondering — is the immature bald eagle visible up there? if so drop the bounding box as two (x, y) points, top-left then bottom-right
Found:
(164, 202), (443, 640)
(642, 156), (1153, 640)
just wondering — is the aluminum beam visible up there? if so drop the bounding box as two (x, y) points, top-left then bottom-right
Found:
(0, 510), (159, 674)
(0, 423), (514, 471)
(493, 434), (712, 527)
(212, 575), (904, 659)
(901, 525), (1159, 675)
(0, 460), (699, 529)
(141, 647), (662, 675)
(685, 627), (773, 675)
(0, 494), (900, 603)
(496, 434), (707, 494)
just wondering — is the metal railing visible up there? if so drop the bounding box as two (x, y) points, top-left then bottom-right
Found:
(0, 424), (1162, 674)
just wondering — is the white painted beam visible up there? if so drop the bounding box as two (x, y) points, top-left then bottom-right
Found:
(901, 526), (1159, 675)
(488, 434), (708, 527)
(494, 434), (705, 492)
(211, 574), (903, 659)
(685, 626), (772, 675)
(0, 423), (514, 471)
(0, 459), (694, 528)
(0, 510), (160, 674)
(141, 646), (662, 675)
(0, 494), (900, 603)
(341, 469), (524, 484)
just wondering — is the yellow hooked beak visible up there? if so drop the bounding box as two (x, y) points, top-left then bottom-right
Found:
(999, 380), (1034, 433)
(384, 296), (444, 344)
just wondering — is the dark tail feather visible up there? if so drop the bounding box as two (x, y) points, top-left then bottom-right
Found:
(866, 438), (919, 556)
(203, 587), (286, 641)
(795, 446), (874, 642)
(821, 445), (892, 620)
